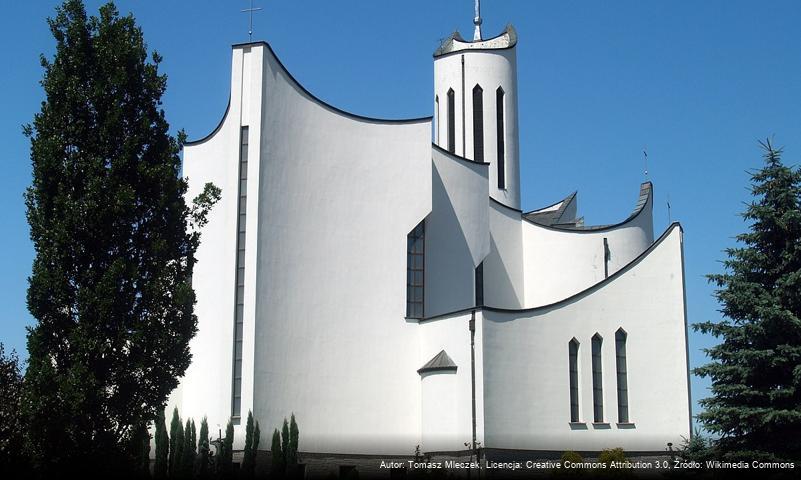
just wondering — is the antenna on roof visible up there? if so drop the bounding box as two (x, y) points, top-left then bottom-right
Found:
(667, 193), (672, 224)
(241, 0), (263, 42)
(643, 146), (648, 177)
(473, 0), (483, 41)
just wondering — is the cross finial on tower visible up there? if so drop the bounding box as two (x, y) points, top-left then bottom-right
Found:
(473, 0), (483, 41)
(241, 0), (263, 42)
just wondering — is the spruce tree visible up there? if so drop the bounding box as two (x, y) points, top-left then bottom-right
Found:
(22, 0), (220, 474)
(242, 411), (256, 477)
(154, 412), (169, 478)
(694, 139), (801, 461)
(197, 417), (210, 478)
(271, 429), (285, 477)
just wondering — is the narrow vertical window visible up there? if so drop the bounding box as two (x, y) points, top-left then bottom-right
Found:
(496, 87), (505, 189)
(475, 262), (484, 306)
(603, 238), (610, 278)
(472, 85), (484, 162)
(569, 339), (580, 422)
(434, 95), (440, 144)
(616, 329), (629, 423)
(447, 89), (455, 154)
(592, 334), (604, 422)
(406, 221), (425, 318)
(231, 126), (249, 420)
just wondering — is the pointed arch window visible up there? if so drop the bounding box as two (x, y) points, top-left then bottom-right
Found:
(616, 329), (629, 423)
(472, 85), (484, 162)
(447, 89), (455, 153)
(591, 333), (604, 422)
(569, 338), (580, 422)
(496, 87), (505, 189)
(406, 221), (425, 318)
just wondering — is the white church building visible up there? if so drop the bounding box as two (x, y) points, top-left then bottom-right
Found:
(171, 6), (692, 463)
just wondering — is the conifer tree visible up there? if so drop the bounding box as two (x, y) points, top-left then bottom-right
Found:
(197, 417), (210, 478)
(134, 422), (151, 477)
(22, 0), (220, 473)
(181, 418), (195, 477)
(169, 408), (181, 475)
(694, 139), (801, 461)
(281, 418), (290, 465)
(271, 429), (285, 477)
(242, 411), (256, 477)
(218, 419), (234, 477)
(288, 414), (299, 466)
(0, 344), (26, 474)
(154, 412), (169, 478)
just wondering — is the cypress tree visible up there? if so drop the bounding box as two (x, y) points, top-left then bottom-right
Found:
(134, 422), (151, 478)
(197, 417), (210, 478)
(242, 411), (255, 477)
(22, 0), (220, 474)
(288, 414), (299, 467)
(271, 429), (285, 478)
(694, 139), (801, 461)
(154, 411), (169, 479)
(253, 421), (261, 465)
(218, 419), (234, 477)
(281, 418), (290, 466)
(169, 408), (181, 475)
(181, 418), (195, 477)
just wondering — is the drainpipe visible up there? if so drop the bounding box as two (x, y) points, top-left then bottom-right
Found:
(469, 310), (478, 476)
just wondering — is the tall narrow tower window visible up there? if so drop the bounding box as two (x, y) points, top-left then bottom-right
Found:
(447, 89), (456, 153)
(406, 221), (425, 318)
(231, 126), (249, 420)
(434, 95), (440, 144)
(569, 338), (580, 422)
(616, 328), (629, 423)
(592, 333), (604, 422)
(472, 85), (484, 162)
(475, 262), (484, 306)
(496, 87), (506, 188)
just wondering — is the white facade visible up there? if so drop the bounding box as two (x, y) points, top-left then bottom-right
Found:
(173, 24), (691, 457)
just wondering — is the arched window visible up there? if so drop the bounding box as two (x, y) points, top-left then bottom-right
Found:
(496, 87), (505, 189)
(406, 220), (425, 318)
(569, 338), (580, 422)
(592, 333), (604, 422)
(616, 328), (629, 423)
(447, 89), (455, 153)
(472, 85), (484, 162)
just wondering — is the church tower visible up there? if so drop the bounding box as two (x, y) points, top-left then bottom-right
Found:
(433, 2), (520, 209)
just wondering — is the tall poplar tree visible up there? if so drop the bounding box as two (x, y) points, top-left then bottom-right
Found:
(22, 0), (219, 474)
(694, 139), (801, 461)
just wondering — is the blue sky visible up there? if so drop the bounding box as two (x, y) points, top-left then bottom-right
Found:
(1, 1), (800, 431)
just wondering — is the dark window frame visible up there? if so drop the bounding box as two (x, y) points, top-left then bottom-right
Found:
(616, 328), (629, 423)
(406, 221), (425, 319)
(496, 87), (505, 189)
(592, 333), (604, 423)
(569, 338), (580, 422)
(447, 88), (456, 153)
(472, 84), (484, 162)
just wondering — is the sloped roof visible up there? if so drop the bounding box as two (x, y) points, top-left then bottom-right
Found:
(523, 191), (577, 226)
(417, 350), (458, 374)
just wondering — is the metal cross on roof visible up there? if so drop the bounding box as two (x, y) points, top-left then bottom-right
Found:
(241, 0), (263, 42)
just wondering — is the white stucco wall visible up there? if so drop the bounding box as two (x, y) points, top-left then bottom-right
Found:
(425, 148), (490, 318)
(483, 200), (525, 309)
(251, 43), (432, 455)
(521, 186), (654, 307)
(482, 224), (691, 452)
(418, 310), (485, 453)
(434, 48), (520, 210)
